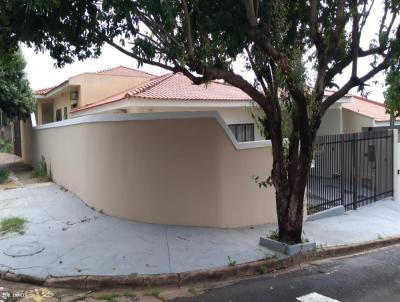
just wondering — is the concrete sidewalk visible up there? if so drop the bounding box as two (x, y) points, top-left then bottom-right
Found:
(0, 183), (399, 279)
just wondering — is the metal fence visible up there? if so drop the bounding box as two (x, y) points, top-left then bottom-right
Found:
(307, 130), (393, 214)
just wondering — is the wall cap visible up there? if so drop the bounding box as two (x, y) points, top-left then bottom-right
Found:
(33, 111), (272, 150)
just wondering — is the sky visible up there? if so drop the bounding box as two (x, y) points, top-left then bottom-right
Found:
(22, 1), (389, 102)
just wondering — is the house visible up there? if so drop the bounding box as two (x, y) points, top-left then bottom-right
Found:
(34, 66), (154, 124)
(35, 66), (264, 142)
(318, 92), (398, 135)
(34, 66), (393, 140)
(22, 65), (396, 228)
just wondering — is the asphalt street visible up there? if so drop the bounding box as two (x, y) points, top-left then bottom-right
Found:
(173, 244), (400, 302)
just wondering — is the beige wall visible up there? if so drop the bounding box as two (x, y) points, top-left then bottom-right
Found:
(318, 107), (342, 135)
(36, 73), (153, 125)
(53, 92), (71, 121)
(126, 106), (265, 140)
(20, 119), (33, 164)
(342, 108), (374, 133)
(70, 73), (151, 107)
(27, 113), (276, 228)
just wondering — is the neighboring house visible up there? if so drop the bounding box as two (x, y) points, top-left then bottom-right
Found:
(34, 65), (393, 141)
(317, 93), (397, 135)
(34, 66), (154, 125)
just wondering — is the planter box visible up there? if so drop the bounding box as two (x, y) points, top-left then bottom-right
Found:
(260, 237), (316, 256)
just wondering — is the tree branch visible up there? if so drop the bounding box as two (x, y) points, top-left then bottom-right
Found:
(181, 0), (194, 57)
(321, 53), (393, 114)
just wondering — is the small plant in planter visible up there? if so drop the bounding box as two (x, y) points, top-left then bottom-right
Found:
(0, 168), (10, 183)
(260, 229), (316, 256)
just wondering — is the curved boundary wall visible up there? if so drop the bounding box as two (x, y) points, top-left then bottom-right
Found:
(21, 111), (277, 228)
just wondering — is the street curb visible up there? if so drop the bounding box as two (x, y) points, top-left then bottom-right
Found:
(2, 236), (400, 289)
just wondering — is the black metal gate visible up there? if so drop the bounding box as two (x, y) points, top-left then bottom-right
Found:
(307, 130), (393, 214)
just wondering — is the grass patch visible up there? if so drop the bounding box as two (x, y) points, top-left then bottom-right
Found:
(0, 168), (10, 183)
(96, 293), (136, 302)
(263, 253), (277, 261)
(188, 285), (204, 295)
(0, 217), (26, 235)
(267, 229), (280, 241)
(266, 229), (310, 245)
(144, 288), (162, 300)
(316, 243), (328, 250)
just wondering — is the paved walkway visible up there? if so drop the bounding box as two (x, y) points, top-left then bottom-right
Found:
(0, 183), (399, 279)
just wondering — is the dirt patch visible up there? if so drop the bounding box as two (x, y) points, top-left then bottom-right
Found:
(0, 153), (49, 191)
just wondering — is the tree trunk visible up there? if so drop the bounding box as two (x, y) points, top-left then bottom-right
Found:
(273, 134), (315, 244)
(276, 175), (308, 243)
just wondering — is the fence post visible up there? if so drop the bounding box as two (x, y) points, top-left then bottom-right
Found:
(352, 134), (358, 210)
(341, 135), (345, 206)
(393, 129), (400, 202)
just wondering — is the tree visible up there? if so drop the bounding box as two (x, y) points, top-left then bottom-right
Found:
(2, 0), (400, 243)
(385, 66), (400, 118)
(0, 50), (34, 119)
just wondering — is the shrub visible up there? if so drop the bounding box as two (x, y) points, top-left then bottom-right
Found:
(32, 156), (52, 181)
(0, 168), (10, 183)
(0, 139), (12, 153)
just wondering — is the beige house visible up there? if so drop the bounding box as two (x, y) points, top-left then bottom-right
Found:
(35, 66), (264, 142)
(22, 65), (396, 228)
(35, 66), (393, 140)
(34, 66), (154, 125)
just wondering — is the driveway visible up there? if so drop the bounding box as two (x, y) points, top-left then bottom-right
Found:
(0, 183), (400, 279)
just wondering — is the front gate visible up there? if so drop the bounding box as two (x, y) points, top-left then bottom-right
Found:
(307, 130), (393, 214)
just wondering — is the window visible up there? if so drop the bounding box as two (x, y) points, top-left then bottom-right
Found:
(55, 109), (62, 122)
(63, 107), (68, 120)
(70, 90), (79, 101)
(228, 123), (255, 142)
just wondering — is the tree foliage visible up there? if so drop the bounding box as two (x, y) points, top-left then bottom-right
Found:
(0, 50), (34, 119)
(385, 66), (400, 118)
(2, 0), (400, 242)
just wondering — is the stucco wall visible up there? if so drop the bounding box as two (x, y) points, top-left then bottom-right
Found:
(70, 73), (152, 107)
(27, 112), (276, 228)
(318, 107), (342, 135)
(21, 119), (33, 164)
(126, 106), (264, 140)
(53, 92), (71, 121)
(342, 108), (374, 133)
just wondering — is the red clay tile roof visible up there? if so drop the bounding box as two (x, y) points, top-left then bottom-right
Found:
(35, 86), (57, 95)
(35, 66), (155, 96)
(34, 80), (68, 96)
(71, 73), (252, 113)
(96, 65), (155, 77)
(343, 95), (390, 122)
